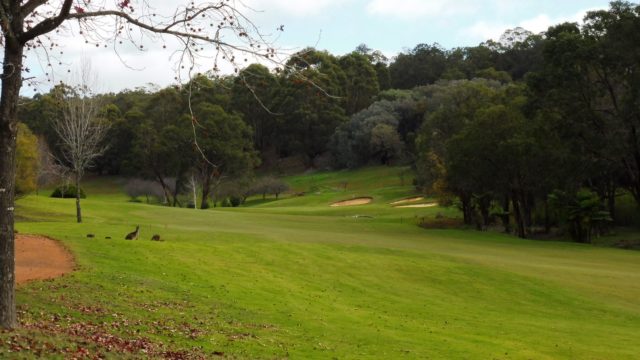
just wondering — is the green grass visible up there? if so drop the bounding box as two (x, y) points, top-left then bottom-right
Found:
(7, 166), (640, 359)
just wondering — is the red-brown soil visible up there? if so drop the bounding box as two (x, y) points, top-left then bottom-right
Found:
(16, 235), (75, 285)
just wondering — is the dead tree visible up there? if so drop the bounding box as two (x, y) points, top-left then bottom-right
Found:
(0, 0), (287, 329)
(52, 61), (109, 223)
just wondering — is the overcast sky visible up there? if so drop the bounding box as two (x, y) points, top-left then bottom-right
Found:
(23, 0), (613, 95)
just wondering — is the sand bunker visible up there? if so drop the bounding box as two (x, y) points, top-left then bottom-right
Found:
(390, 196), (425, 205)
(330, 197), (373, 207)
(16, 234), (75, 284)
(394, 203), (438, 208)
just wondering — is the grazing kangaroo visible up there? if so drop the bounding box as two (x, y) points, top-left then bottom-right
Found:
(151, 234), (161, 241)
(125, 226), (140, 240)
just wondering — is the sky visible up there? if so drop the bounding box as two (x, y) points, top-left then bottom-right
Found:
(23, 0), (614, 95)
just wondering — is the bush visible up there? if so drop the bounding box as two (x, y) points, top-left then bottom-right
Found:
(124, 178), (164, 203)
(229, 196), (242, 207)
(248, 177), (290, 200)
(51, 185), (86, 199)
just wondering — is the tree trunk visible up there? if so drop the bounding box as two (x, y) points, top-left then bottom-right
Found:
(190, 174), (197, 210)
(501, 195), (511, 234)
(523, 192), (533, 235)
(200, 171), (212, 210)
(75, 173), (82, 223)
(172, 177), (182, 208)
(511, 190), (526, 239)
(154, 173), (173, 206)
(0, 41), (25, 329)
(543, 196), (551, 234)
(460, 193), (473, 225)
(606, 183), (616, 223)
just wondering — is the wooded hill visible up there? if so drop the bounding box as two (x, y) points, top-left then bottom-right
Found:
(16, 1), (640, 243)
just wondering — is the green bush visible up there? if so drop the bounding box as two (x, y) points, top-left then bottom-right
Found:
(229, 196), (242, 207)
(51, 185), (86, 199)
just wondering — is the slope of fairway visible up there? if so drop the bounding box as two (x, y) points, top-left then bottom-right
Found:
(8, 167), (640, 359)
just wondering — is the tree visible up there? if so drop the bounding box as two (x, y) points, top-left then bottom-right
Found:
(191, 103), (259, 209)
(0, 0), (282, 328)
(275, 48), (348, 165)
(338, 52), (380, 115)
(15, 123), (39, 196)
(52, 63), (109, 223)
(390, 43), (448, 89)
(415, 79), (502, 225)
(528, 2), (640, 213)
(370, 123), (403, 165)
(231, 64), (279, 152)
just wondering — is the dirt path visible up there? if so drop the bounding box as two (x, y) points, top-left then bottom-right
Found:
(16, 235), (75, 285)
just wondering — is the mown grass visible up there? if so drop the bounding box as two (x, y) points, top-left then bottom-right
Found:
(7, 166), (640, 359)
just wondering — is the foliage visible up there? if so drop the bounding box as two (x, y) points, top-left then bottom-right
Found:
(330, 100), (407, 168)
(15, 123), (39, 196)
(248, 177), (290, 199)
(51, 185), (86, 199)
(123, 179), (164, 203)
(549, 189), (613, 243)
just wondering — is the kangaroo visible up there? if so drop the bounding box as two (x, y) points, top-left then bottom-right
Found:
(151, 234), (161, 241)
(125, 225), (140, 240)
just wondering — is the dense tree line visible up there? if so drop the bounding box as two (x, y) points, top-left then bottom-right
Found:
(15, 1), (640, 242)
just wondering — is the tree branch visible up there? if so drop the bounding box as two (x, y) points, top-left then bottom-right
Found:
(19, 0), (73, 44)
(20, 0), (48, 18)
(65, 9), (244, 52)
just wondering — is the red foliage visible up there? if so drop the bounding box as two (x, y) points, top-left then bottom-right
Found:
(73, 6), (85, 13)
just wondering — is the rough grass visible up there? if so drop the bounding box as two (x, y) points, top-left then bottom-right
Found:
(6, 166), (640, 359)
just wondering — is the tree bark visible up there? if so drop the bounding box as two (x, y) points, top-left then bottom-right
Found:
(75, 173), (82, 223)
(0, 41), (25, 329)
(200, 169), (213, 209)
(511, 190), (526, 239)
(501, 195), (511, 234)
(460, 193), (473, 225)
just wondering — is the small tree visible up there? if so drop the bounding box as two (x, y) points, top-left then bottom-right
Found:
(15, 123), (39, 197)
(52, 62), (109, 223)
(35, 136), (66, 195)
(250, 177), (289, 200)
(549, 189), (613, 243)
(124, 179), (164, 203)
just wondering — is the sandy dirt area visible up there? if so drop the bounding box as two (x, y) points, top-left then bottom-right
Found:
(16, 235), (75, 285)
(390, 197), (425, 205)
(330, 197), (373, 207)
(394, 203), (438, 208)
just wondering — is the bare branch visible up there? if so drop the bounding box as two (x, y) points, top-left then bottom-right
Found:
(19, 0), (73, 43)
(20, 0), (48, 18)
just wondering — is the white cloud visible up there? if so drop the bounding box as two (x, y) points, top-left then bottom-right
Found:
(462, 8), (599, 43)
(244, 0), (349, 17)
(366, 0), (478, 20)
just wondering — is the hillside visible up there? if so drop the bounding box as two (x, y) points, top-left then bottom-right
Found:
(7, 167), (640, 359)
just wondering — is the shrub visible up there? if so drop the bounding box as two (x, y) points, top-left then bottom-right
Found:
(124, 178), (164, 203)
(51, 185), (86, 199)
(229, 196), (242, 207)
(248, 177), (290, 200)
